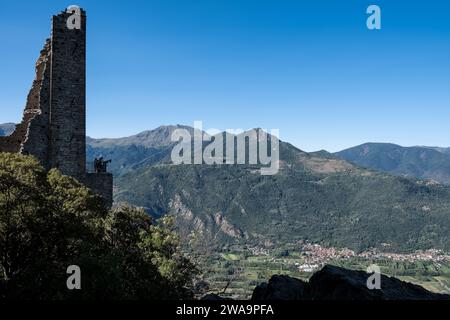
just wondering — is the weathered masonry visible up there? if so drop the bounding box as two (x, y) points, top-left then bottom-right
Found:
(0, 8), (113, 207)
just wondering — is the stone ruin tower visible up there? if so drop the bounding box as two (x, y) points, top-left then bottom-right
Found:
(0, 8), (113, 207)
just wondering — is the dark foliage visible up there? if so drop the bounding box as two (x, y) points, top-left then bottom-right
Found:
(0, 153), (196, 300)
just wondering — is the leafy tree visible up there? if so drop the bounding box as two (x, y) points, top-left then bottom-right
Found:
(0, 153), (196, 300)
(103, 206), (197, 299)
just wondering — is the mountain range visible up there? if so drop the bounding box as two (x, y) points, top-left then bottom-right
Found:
(87, 126), (450, 252)
(2, 124), (450, 252)
(335, 143), (450, 185)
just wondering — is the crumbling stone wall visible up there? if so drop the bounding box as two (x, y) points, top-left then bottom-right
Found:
(0, 39), (51, 165)
(0, 8), (112, 207)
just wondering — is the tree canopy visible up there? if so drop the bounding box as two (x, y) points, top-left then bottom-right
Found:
(0, 152), (196, 300)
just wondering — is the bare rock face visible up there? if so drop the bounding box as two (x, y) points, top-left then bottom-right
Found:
(251, 265), (450, 300)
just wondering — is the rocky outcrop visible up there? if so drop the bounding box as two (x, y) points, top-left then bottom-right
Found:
(252, 275), (309, 300)
(201, 294), (233, 301)
(251, 265), (450, 300)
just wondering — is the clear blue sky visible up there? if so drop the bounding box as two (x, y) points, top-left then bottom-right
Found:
(0, 0), (449, 152)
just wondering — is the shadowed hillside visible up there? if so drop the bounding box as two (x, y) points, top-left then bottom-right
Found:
(84, 126), (450, 253)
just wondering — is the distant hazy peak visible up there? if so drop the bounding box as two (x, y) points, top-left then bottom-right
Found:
(0, 123), (16, 136)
